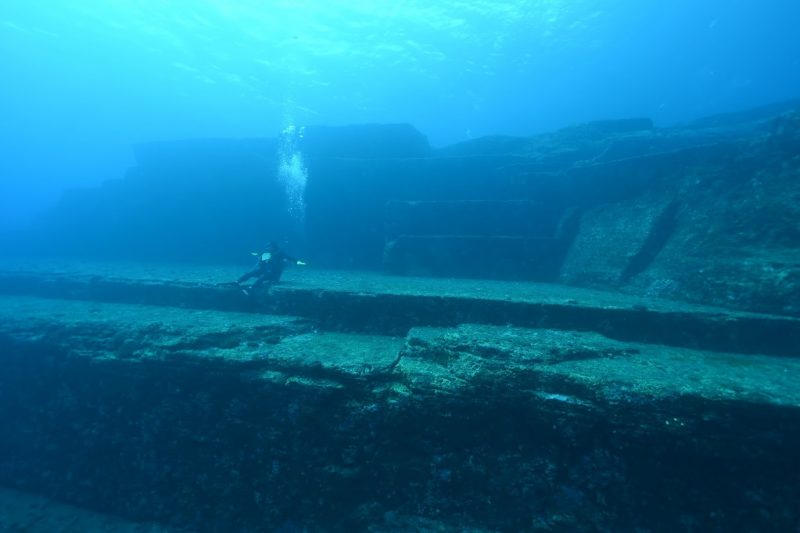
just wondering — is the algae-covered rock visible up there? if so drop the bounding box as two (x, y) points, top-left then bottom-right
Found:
(396, 323), (800, 407)
(1, 293), (799, 531)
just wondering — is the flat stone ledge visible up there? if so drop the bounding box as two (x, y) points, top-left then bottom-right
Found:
(0, 259), (798, 357)
(3, 295), (797, 409)
(399, 324), (800, 408)
(2, 295), (799, 531)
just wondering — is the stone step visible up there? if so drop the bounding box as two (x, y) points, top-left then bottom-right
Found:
(0, 294), (404, 386)
(0, 259), (798, 357)
(383, 234), (567, 279)
(384, 200), (563, 238)
(401, 324), (800, 407)
(1, 294), (799, 531)
(2, 294), (796, 407)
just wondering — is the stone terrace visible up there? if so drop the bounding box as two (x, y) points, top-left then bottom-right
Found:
(0, 259), (799, 531)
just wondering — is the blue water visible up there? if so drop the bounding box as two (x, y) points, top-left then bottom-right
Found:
(0, 0), (800, 226)
(0, 1), (797, 214)
(2, 1), (800, 230)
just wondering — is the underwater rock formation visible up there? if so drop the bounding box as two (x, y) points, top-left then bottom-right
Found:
(0, 263), (799, 531)
(11, 100), (800, 316)
(561, 114), (800, 316)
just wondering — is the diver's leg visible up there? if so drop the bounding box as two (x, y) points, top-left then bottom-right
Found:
(251, 273), (279, 295)
(237, 268), (258, 285)
(238, 268), (262, 295)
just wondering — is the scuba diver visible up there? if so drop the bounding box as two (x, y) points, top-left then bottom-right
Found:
(236, 241), (306, 295)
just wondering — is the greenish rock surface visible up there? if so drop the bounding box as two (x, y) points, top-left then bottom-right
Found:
(399, 324), (800, 406)
(1, 280), (799, 531)
(2, 260), (798, 357)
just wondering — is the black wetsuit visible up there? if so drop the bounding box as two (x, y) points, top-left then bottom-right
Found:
(237, 248), (297, 289)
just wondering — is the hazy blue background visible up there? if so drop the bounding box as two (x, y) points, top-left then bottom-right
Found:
(2, 0), (800, 230)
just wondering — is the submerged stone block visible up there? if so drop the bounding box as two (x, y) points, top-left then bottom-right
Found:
(383, 202), (580, 280)
(10, 101), (800, 318)
(385, 200), (563, 238)
(1, 296), (799, 531)
(561, 195), (677, 287)
(0, 260), (798, 357)
(383, 235), (564, 280)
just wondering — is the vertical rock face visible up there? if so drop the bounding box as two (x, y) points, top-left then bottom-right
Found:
(0, 284), (799, 532)
(24, 138), (293, 263)
(382, 201), (580, 280)
(561, 114), (800, 315)
(11, 102), (800, 315)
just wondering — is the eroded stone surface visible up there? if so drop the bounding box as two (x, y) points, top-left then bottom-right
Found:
(2, 260), (799, 357)
(398, 324), (800, 406)
(0, 295), (307, 363)
(1, 289), (799, 531)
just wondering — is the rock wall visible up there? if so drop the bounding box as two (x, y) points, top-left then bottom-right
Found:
(11, 102), (800, 315)
(23, 138), (291, 263)
(1, 271), (799, 531)
(561, 112), (800, 316)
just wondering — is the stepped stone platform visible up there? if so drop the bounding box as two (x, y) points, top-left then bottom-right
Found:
(0, 259), (799, 531)
(0, 258), (798, 356)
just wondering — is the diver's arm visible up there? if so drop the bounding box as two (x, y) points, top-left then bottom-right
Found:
(279, 250), (305, 266)
(250, 252), (262, 265)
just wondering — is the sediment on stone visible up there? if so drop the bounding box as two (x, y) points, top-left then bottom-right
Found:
(1, 293), (799, 531)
